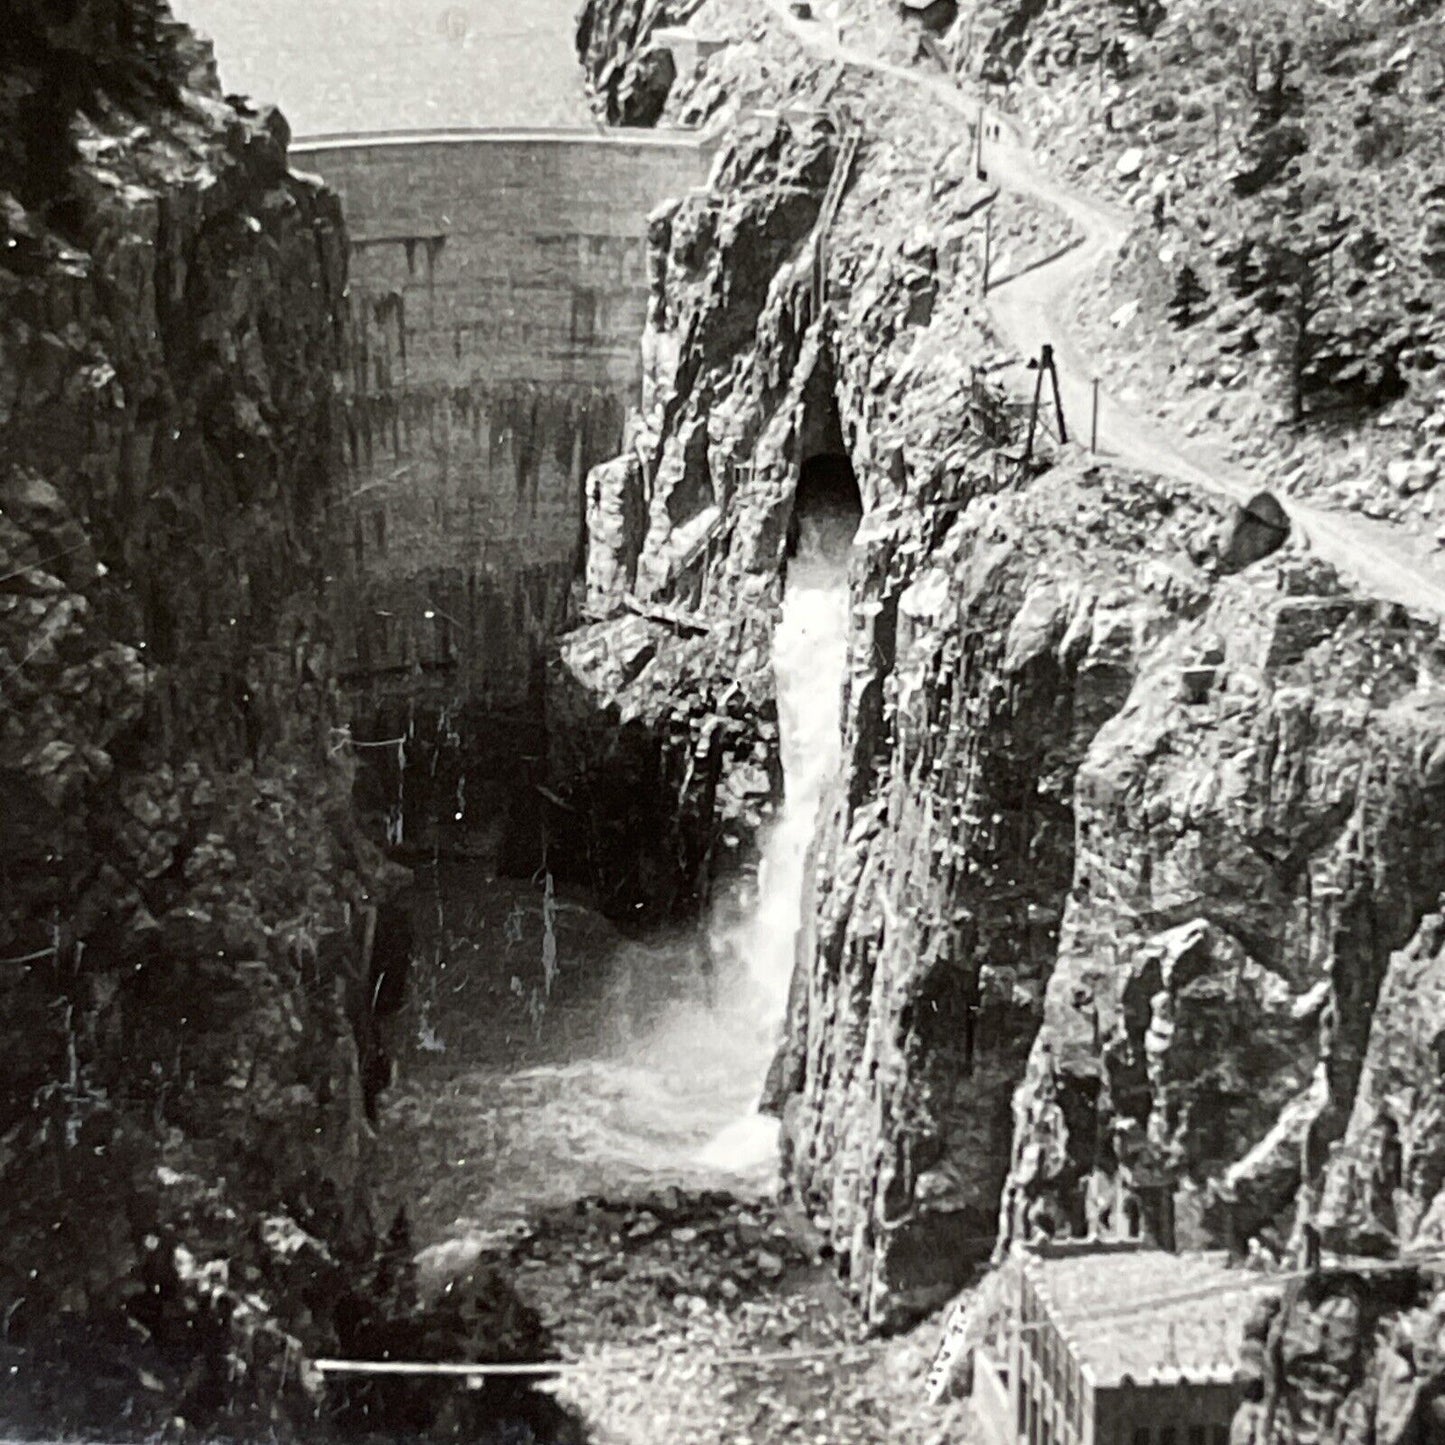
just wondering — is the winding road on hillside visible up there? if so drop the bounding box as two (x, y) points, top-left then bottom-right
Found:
(762, 0), (1445, 622)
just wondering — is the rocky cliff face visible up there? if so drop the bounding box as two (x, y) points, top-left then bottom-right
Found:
(575, 0), (706, 126)
(575, 9), (1445, 1406)
(0, 3), (418, 1430)
(1003, 565), (1445, 1256)
(776, 460), (1239, 1326)
(921, 0), (1445, 530)
(1232, 1263), (1445, 1445)
(543, 111), (845, 918)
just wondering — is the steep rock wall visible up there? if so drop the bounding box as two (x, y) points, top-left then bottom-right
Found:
(1232, 1265), (1442, 1445)
(0, 4), (418, 1429)
(998, 561), (1445, 1260)
(575, 5), (1445, 1383)
(777, 462), (1230, 1326)
(543, 113), (846, 918)
(576, 0), (708, 126)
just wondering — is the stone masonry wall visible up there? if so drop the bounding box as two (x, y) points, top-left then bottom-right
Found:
(293, 133), (712, 856)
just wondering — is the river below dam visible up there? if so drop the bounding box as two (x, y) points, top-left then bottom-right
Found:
(378, 506), (857, 1267)
(160, 6), (972, 1436)
(357, 509), (974, 1443)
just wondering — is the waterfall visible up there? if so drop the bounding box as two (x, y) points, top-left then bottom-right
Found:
(697, 500), (857, 1171)
(387, 492), (861, 1224)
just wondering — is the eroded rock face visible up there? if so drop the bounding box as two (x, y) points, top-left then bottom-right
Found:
(1003, 568), (1445, 1257)
(775, 464), (1231, 1326)
(0, 4), (425, 1430)
(576, 0), (699, 126)
(1232, 1269), (1436, 1445)
(545, 609), (779, 923)
(576, 5), (1445, 1392)
(1318, 915), (1445, 1256)
(545, 115), (843, 918)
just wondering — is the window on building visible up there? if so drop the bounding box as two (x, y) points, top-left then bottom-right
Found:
(1211, 1427), (1230, 1445)
(1159, 1426), (1178, 1445)
(1189, 1427), (1207, 1445)
(1132, 1428), (1151, 1445)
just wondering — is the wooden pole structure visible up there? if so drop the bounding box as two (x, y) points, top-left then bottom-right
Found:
(315, 1359), (574, 1380)
(982, 207), (992, 295)
(1090, 377), (1100, 453)
(1024, 353), (1046, 463)
(1046, 345), (1068, 444)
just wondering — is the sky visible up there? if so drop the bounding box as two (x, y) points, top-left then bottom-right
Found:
(171, 0), (593, 136)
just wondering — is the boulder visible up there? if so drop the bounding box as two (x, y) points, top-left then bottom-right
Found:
(1220, 490), (1291, 573)
(1116, 146), (1145, 179)
(897, 0), (958, 33)
(1387, 457), (1437, 496)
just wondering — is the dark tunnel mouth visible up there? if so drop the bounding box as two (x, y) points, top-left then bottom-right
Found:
(785, 451), (863, 560)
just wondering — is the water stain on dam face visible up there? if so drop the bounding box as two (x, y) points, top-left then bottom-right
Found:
(296, 129), (712, 857)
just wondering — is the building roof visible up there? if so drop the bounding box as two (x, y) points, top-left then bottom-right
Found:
(1020, 1246), (1277, 1389)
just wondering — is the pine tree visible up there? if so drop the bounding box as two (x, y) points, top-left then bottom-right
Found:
(1219, 238), (1263, 298)
(1259, 36), (1297, 126)
(1167, 264), (1211, 327)
(1253, 202), (1357, 424)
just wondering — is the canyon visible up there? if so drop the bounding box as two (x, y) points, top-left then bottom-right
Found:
(7, 0), (1445, 1442)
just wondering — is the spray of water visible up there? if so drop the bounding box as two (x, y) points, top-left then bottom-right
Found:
(697, 503), (857, 1171)
(401, 503), (859, 1237)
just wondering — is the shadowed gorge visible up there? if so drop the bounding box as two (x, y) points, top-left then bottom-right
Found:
(12, 0), (1445, 1439)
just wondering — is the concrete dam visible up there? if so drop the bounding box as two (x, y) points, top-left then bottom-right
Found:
(292, 126), (715, 855)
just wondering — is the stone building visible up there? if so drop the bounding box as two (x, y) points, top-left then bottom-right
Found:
(970, 1243), (1276, 1445)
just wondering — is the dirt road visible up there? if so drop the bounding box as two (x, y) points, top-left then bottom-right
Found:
(762, 0), (1445, 621)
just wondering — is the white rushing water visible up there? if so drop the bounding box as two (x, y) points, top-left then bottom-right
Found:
(697, 504), (857, 1171)
(387, 503), (858, 1252)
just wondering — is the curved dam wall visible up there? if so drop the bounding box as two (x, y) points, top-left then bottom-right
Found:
(295, 129), (713, 856)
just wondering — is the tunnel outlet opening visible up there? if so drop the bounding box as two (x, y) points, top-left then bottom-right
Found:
(785, 450), (863, 566)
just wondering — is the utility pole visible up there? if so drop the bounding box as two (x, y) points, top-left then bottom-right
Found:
(1023, 345), (1067, 462)
(1049, 346), (1068, 445)
(982, 207), (993, 295)
(1025, 351), (1046, 463)
(976, 103), (988, 181)
(1090, 377), (1100, 453)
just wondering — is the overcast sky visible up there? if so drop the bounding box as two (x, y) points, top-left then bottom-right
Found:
(172, 0), (592, 136)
